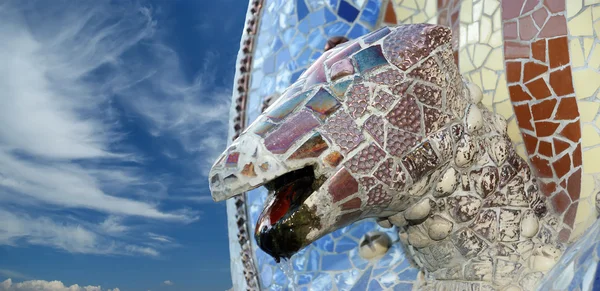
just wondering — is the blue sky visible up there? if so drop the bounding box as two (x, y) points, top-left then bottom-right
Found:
(0, 0), (247, 290)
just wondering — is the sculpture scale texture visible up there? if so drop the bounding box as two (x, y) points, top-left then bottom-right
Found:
(209, 24), (568, 290)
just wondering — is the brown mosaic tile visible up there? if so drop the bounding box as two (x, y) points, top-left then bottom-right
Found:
(551, 191), (571, 213)
(555, 97), (578, 120)
(531, 99), (557, 120)
(560, 121), (581, 143)
(340, 197), (362, 211)
(525, 78), (552, 100)
(535, 121), (560, 137)
(513, 104), (534, 131)
(530, 155), (553, 178)
(568, 168), (582, 200)
(323, 151), (344, 167)
(523, 62), (548, 83)
(532, 39), (546, 62)
(287, 133), (329, 160)
(540, 181), (557, 196)
(538, 141), (553, 158)
(506, 62), (522, 83)
(552, 153), (571, 178)
(345, 143), (386, 174)
(509, 85), (533, 102)
(386, 94), (422, 133)
(553, 138), (570, 155)
(550, 68), (575, 97)
(328, 167), (359, 202)
(548, 37), (570, 68)
(523, 133), (538, 155)
(384, 0), (396, 24)
(573, 144), (582, 167)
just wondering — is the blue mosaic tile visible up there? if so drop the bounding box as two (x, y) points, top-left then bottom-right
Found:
(297, 49), (312, 67)
(364, 26), (390, 44)
(350, 220), (377, 239)
(273, 266), (289, 286)
(263, 56), (276, 74)
(379, 272), (397, 289)
(325, 21), (351, 37)
(348, 23), (370, 39)
(350, 248), (369, 270)
(306, 0), (326, 10)
(298, 18), (310, 34)
(327, 0), (340, 10)
(312, 272), (334, 290)
(297, 272), (314, 285)
(291, 70), (304, 83)
(360, 0), (381, 28)
(393, 283), (413, 291)
(261, 265), (273, 287)
(393, 256), (412, 273)
(368, 279), (384, 291)
(349, 267), (373, 291)
(307, 247), (320, 270)
(349, 0), (367, 8)
(334, 269), (361, 289)
(581, 261), (598, 290)
(289, 34), (307, 56)
(314, 234), (336, 252)
(325, 7), (338, 22)
(398, 266), (419, 281)
(276, 48), (291, 69)
(322, 253), (352, 271)
(293, 251), (308, 271)
(308, 29), (327, 50)
(338, 0), (360, 22)
(593, 261), (600, 289)
(332, 225), (351, 238)
(297, 0), (310, 21)
(272, 36), (283, 52)
(335, 236), (357, 252)
(372, 267), (388, 277)
(308, 8), (327, 28)
(309, 51), (323, 63)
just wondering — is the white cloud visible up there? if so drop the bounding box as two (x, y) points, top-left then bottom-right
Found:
(0, 270), (29, 280)
(0, 278), (119, 291)
(162, 280), (173, 286)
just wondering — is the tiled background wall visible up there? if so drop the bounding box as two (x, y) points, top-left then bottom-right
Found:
(227, 0), (600, 289)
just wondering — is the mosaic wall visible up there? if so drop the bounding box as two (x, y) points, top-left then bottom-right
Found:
(222, 0), (600, 289)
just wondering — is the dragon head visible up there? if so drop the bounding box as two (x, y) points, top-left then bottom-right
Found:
(208, 24), (481, 262)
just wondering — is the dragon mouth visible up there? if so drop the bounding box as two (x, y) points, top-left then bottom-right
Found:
(254, 166), (325, 262)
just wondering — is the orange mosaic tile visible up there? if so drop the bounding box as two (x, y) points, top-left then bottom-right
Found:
(501, 0), (581, 241)
(383, 1), (397, 24)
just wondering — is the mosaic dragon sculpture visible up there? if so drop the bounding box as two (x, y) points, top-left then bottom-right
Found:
(209, 24), (567, 290)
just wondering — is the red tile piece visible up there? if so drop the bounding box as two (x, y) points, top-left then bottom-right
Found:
(509, 85), (533, 102)
(506, 61), (522, 83)
(328, 167), (359, 202)
(555, 97), (579, 120)
(532, 40), (546, 62)
(514, 104), (535, 130)
(568, 168), (582, 200)
(535, 121), (560, 137)
(552, 153), (571, 178)
(573, 144), (582, 167)
(384, 0), (397, 24)
(523, 133), (538, 155)
(548, 37), (570, 68)
(525, 78), (552, 100)
(265, 111), (321, 154)
(538, 141), (553, 157)
(531, 155), (554, 178)
(531, 99), (557, 120)
(550, 68), (575, 96)
(523, 62), (548, 83)
(504, 42), (530, 59)
(560, 121), (581, 143)
(554, 138), (570, 155)
(552, 191), (571, 213)
(564, 202), (578, 226)
(340, 197), (362, 211)
(540, 181), (557, 196)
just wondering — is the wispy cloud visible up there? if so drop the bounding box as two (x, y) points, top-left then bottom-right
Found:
(0, 278), (120, 291)
(162, 280), (173, 286)
(0, 270), (30, 281)
(0, 0), (229, 255)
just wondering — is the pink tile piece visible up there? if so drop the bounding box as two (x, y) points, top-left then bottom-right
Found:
(264, 110), (321, 154)
(521, 0), (538, 14)
(544, 0), (565, 13)
(502, 0), (526, 19)
(330, 58), (355, 81)
(539, 16), (568, 38)
(503, 22), (518, 40)
(533, 7), (549, 28)
(519, 16), (538, 41)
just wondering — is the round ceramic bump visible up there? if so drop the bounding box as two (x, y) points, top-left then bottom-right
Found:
(358, 231), (391, 260)
(427, 216), (453, 240)
(407, 226), (432, 248)
(404, 198), (432, 221)
(521, 211), (539, 238)
(465, 104), (483, 133)
(388, 212), (408, 227)
(455, 135), (477, 168)
(377, 218), (393, 229)
(494, 114), (508, 134)
(434, 167), (459, 197)
(466, 81), (483, 104)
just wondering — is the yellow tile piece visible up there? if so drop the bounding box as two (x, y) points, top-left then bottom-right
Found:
(515, 143), (527, 160)
(573, 69), (600, 99)
(492, 7), (501, 31)
(572, 215), (595, 241)
(395, 6), (415, 22)
(473, 1), (483, 20)
(473, 44), (492, 68)
(497, 99), (514, 120)
(593, 5), (600, 19)
(461, 0), (473, 23)
(579, 101), (600, 123)
(485, 48), (503, 70)
(483, 0), (499, 16)
(583, 147), (600, 173)
(482, 92), (493, 108)
(403, 0), (418, 9)
(413, 12), (428, 23)
(583, 38), (594, 59)
(459, 48), (476, 73)
(480, 15), (492, 43)
(567, 0), (583, 18)
(489, 30), (503, 48)
(579, 175), (596, 201)
(569, 8), (594, 36)
(425, 0), (437, 20)
(493, 75), (509, 102)
(569, 39), (585, 67)
(584, 0), (600, 5)
(582, 124), (600, 148)
(459, 25), (468, 47)
(469, 70), (483, 90)
(481, 68), (498, 91)
(467, 22), (480, 44)
(594, 18), (600, 38)
(589, 46), (600, 69)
